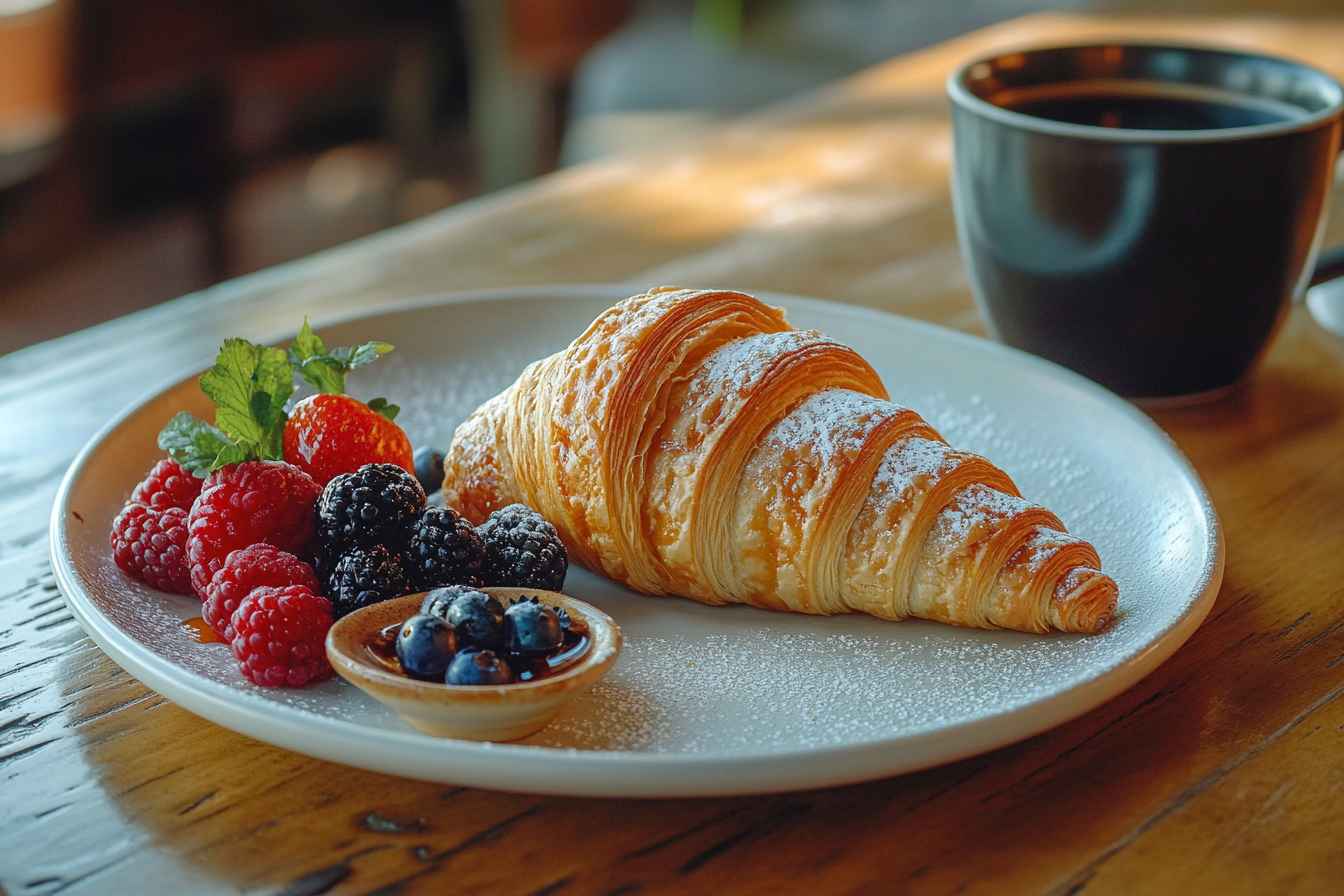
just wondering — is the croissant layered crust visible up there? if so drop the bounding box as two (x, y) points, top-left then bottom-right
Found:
(444, 287), (1118, 634)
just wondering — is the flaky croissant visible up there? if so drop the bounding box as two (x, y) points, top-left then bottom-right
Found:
(444, 287), (1117, 634)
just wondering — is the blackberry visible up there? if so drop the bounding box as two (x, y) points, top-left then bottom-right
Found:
(328, 544), (411, 618)
(478, 504), (568, 591)
(406, 507), (486, 590)
(316, 463), (425, 556)
(315, 547), (339, 589)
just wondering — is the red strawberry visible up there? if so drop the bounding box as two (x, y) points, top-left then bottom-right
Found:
(282, 393), (414, 486)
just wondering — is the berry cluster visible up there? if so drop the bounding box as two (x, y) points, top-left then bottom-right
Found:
(110, 321), (572, 690)
(316, 466), (569, 619)
(109, 319), (428, 688)
(395, 589), (569, 686)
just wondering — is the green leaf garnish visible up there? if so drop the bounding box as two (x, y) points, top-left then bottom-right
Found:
(291, 317), (325, 359)
(157, 412), (247, 477)
(367, 397), (400, 421)
(160, 337), (295, 476)
(198, 338), (294, 462)
(288, 317), (393, 394)
(158, 318), (400, 476)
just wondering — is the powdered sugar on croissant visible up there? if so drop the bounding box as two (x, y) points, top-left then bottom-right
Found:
(444, 287), (1117, 634)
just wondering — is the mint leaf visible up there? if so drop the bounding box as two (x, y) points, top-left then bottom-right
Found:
(367, 397), (400, 421)
(294, 357), (345, 395)
(291, 318), (326, 360)
(157, 412), (241, 477)
(212, 441), (249, 470)
(288, 319), (394, 394)
(254, 345), (294, 411)
(199, 339), (261, 445)
(198, 338), (293, 461)
(330, 341), (393, 371)
(253, 345), (294, 455)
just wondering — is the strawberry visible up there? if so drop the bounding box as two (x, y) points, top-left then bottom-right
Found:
(280, 319), (410, 485)
(283, 393), (413, 485)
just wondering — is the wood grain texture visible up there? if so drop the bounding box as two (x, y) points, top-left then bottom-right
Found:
(5, 11), (1344, 895)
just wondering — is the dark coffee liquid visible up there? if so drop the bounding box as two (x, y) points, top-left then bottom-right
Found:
(953, 80), (1332, 397)
(1002, 90), (1294, 130)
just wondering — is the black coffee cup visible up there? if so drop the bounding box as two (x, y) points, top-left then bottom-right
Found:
(948, 43), (1344, 401)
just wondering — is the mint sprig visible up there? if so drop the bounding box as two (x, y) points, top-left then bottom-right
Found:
(159, 320), (397, 477)
(201, 339), (294, 460)
(159, 338), (296, 476)
(288, 318), (393, 395)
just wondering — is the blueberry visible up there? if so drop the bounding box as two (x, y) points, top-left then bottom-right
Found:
(503, 597), (563, 656)
(413, 446), (446, 494)
(395, 614), (459, 680)
(420, 584), (472, 619)
(444, 589), (505, 649)
(422, 585), (470, 620)
(445, 648), (513, 685)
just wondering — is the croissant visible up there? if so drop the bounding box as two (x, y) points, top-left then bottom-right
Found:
(444, 287), (1117, 634)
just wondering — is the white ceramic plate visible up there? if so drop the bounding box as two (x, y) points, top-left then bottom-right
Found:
(51, 286), (1223, 797)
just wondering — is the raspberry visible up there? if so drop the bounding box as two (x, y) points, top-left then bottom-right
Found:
(328, 543), (411, 618)
(406, 507), (486, 590)
(316, 463), (425, 556)
(110, 503), (192, 594)
(229, 584), (334, 687)
(186, 461), (321, 597)
(130, 458), (202, 511)
(478, 504), (568, 591)
(283, 393), (415, 486)
(203, 545), (321, 640)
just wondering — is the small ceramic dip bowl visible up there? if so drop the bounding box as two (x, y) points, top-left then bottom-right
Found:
(326, 587), (621, 742)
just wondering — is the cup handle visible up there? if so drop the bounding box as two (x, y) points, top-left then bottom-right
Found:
(1310, 243), (1344, 287)
(1307, 244), (1344, 339)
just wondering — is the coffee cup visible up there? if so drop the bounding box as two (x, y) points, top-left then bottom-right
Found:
(948, 43), (1344, 402)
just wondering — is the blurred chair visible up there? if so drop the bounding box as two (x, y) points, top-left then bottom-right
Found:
(0, 0), (81, 268)
(462, 0), (631, 189)
(563, 0), (1091, 164)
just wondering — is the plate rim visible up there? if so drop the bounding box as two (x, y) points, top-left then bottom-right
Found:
(50, 284), (1225, 796)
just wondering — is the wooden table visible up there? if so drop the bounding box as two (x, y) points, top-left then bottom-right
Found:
(5, 12), (1344, 895)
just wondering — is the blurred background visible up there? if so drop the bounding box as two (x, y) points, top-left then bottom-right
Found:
(1, 0), (1335, 356)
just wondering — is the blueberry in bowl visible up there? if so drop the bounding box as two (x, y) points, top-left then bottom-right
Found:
(441, 588), (506, 649)
(504, 597), (564, 656)
(395, 614), (459, 681)
(420, 584), (477, 619)
(446, 649), (513, 686)
(325, 587), (622, 741)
